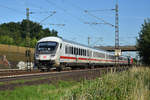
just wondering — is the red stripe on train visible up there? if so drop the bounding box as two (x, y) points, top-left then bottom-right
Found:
(60, 56), (128, 63)
(60, 56), (76, 60)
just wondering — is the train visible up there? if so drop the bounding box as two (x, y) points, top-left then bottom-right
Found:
(34, 36), (133, 71)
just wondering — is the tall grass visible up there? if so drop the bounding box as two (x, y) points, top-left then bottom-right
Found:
(65, 67), (150, 100)
(0, 67), (149, 100)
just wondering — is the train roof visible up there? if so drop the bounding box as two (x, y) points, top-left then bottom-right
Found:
(61, 37), (111, 53)
(37, 36), (128, 58)
(38, 36), (113, 53)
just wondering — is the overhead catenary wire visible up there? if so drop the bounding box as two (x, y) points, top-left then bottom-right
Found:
(45, 0), (86, 23)
(21, 10), (56, 33)
(63, 0), (115, 28)
(45, 0), (91, 43)
(39, 11), (56, 24)
(84, 10), (115, 27)
(56, 0), (104, 40)
(0, 4), (24, 14)
(84, 9), (115, 12)
(42, 23), (65, 26)
(62, 0), (115, 38)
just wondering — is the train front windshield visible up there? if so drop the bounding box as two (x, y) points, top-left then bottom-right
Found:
(36, 42), (58, 54)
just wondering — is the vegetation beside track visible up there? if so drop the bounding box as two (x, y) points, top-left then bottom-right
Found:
(0, 67), (149, 100)
(0, 44), (34, 68)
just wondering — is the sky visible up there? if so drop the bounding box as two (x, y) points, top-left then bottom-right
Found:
(0, 0), (150, 57)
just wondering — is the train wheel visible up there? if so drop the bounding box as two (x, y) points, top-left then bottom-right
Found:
(56, 66), (62, 72)
(41, 69), (45, 72)
(47, 68), (50, 72)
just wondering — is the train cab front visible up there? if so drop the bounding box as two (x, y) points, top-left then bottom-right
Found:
(34, 41), (59, 70)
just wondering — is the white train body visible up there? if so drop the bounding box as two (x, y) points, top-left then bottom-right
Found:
(34, 37), (130, 70)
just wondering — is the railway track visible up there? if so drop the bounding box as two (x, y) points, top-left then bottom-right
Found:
(0, 67), (128, 82)
(0, 67), (129, 91)
(0, 69), (41, 77)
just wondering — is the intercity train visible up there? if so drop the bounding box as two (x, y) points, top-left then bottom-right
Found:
(34, 36), (132, 71)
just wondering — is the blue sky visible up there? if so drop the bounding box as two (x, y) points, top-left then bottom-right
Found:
(0, 0), (150, 48)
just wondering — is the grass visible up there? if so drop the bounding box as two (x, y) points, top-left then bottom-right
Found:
(0, 81), (79, 100)
(0, 77), (47, 86)
(0, 44), (34, 68)
(0, 67), (150, 100)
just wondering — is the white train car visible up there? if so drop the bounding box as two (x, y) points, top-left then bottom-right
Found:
(34, 36), (130, 71)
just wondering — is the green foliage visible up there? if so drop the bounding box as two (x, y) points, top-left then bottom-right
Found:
(0, 20), (58, 47)
(0, 81), (78, 100)
(0, 67), (149, 100)
(0, 36), (14, 45)
(137, 18), (150, 64)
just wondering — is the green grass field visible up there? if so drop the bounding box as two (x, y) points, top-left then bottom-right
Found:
(0, 67), (149, 100)
(0, 44), (34, 68)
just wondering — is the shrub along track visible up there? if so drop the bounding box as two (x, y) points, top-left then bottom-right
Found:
(0, 67), (129, 91)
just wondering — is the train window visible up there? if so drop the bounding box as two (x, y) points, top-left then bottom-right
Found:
(83, 49), (85, 56)
(65, 46), (67, 54)
(93, 52), (96, 57)
(60, 43), (62, 49)
(77, 48), (79, 55)
(74, 47), (76, 55)
(93, 52), (105, 58)
(89, 51), (92, 57)
(73, 47), (75, 55)
(71, 47), (73, 54)
(67, 46), (70, 54)
(87, 50), (89, 56)
(69, 46), (71, 54)
(65, 46), (70, 54)
(74, 47), (77, 55)
(75, 48), (77, 55)
(76, 48), (78, 55)
(83, 50), (84, 56)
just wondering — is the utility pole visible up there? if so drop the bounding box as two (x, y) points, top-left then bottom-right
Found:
(114, 0), (121, 67)
(115, 0), (119, 49)
(88, 37), (90, 46)
(26, 8), (31, 71)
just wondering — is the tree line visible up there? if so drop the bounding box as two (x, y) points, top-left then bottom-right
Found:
(137, 18), (150, 65)
(0, 20), (58, 47)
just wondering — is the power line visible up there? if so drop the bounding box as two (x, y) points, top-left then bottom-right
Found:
(85, 9), (115, 12)
(58, 0), (104, 38)
(22, 9), (56, 33)
(43, 23), (65, 26)
(0, 4), (24, 14)
(39, 11), (56, 24)
(84, 10), (115, 27)
(31, 11), (56, 14)
(45, 0), (86, 23)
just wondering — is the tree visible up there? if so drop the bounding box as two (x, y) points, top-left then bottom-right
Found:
(137, 19), (150, 65)
(30, 38), (38, 47)
(0, 36), (14, 45)
(0, 20), (58, 47)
